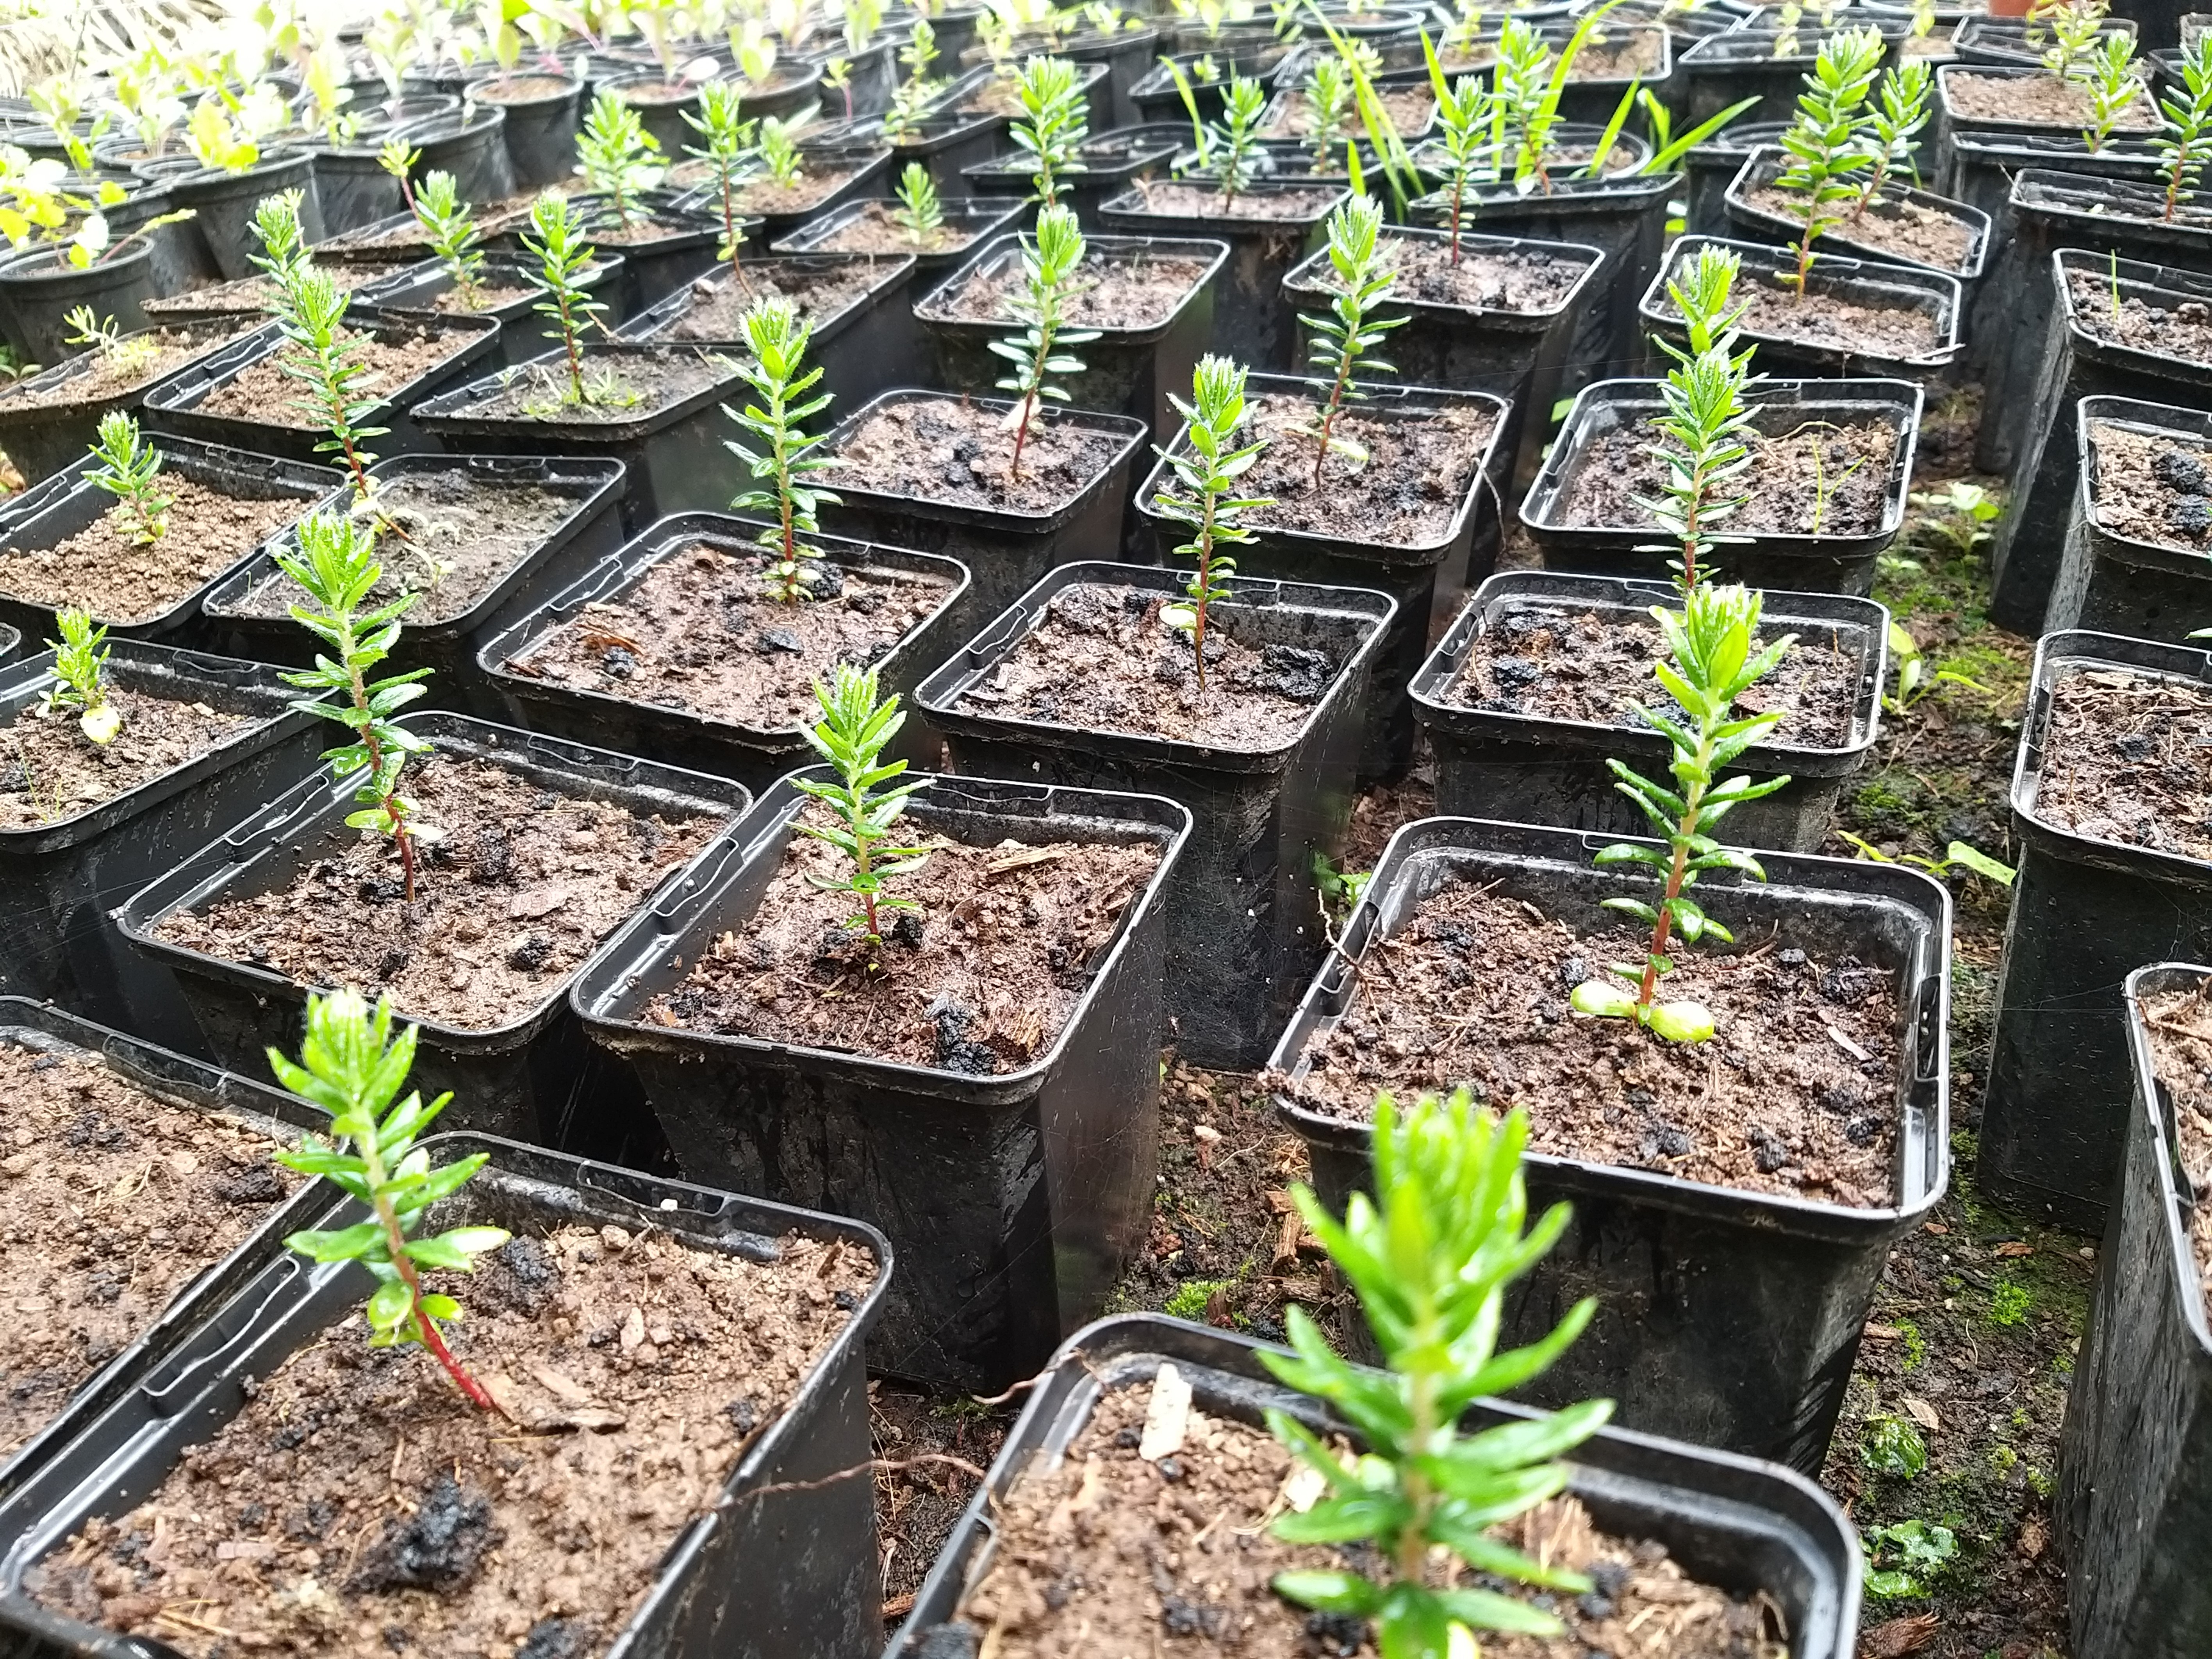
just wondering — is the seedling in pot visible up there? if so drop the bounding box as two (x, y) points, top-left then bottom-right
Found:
(1188, 74), (1270, 202)
(1488, 9), (1629, 196)
(1155, 355), (1272, 692)
(28, 72), (108, 175)
(248, 187), (313, 298)
(576, 88), (669, 231)
(378, 137), (424, 218)
(891, 161), (945, 245)
(269, 987), (509, 1413)
(1261, 1087), (1613, 1649)
(0, 144), (130, 272)
(254, 195), (387, 505)
(884, 16), (942, 137)
(1853, 59), (1930, 216)
(86, 410), (171, 545)
(990, 202), (1099, 479)
(1421, 40), (1492, 265)
(684, 80), (759, 287)
(1302, 53), (1356, 165)
(1299, 191), (1405, 487)
(1568, 580), (1794, 1044)
(62, 305), (158, 376)
(726, 296), (840, 603)
(1774, 26), (1883, 293)
(1012, 54), (1089, 208)
(756, 116), (808, 193)
(407, 169), (490, 310)
(2081, 34), (2141, 152)
(2155, 32), (2212, 221)
(790, 663), (930, 960)
(522, 191), (638, 412)
(2040, 0), (2110, 85)
(38, 608), (121, 746)
(1644, 243), (1757, 592)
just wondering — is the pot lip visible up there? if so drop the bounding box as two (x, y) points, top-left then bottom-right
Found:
(1410, 567), (1891, 763)
(1257, 76), (1440, 142)
(411, 339), (747, 439)
(913, 558), (1399, 771)
(1726, 148), (1991, 278)
(1638, 233), (1965, 367)
(0, 315), (268, 421)
(460, 64), (587, 102)
(2124, 960), (2212, 1361)
(767, 193), (1026, 259)
(912, 231), (1231, 340)
(347, 248), (625, 318)
(142, 305), (501, 426)
(2009, 165), (2212, 235)
(0, 236), (155, 286)
(163, 148), (315, 194)
(616, 248), (916, 346)
(931, 59), (1112, 124)
(1266, 812), (1952, 1231)
(2055, 248), (2212, 377)
(1129, 46), (1294, 93)
(473, 510), (974, 741)
(1683, 19), (1908, 62)
(1411, 19), (1674, 81)
(1282, 221), (1607, 326)
(1097, 176), (1352, 228)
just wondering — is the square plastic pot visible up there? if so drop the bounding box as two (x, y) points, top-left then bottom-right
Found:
(1723, 150), (1992, 297)
(1684, 120), (1790, 236)
(1684, 23), (1910, 122)
(1521, 376), (1926, 593)
(570, 770), (1192, 1392)
(807, 103), (1006, 202)
(1943, 129), (2164, 239)
(2049, 396), (2212, 638)
(477, 512), (972, 789)
(466, 69), (585, 190)
(885, 1313), (1868, 1659)
(958, 125), (1187, 229)
(1267, 813), (1953, 1474)
(1412, 570), (1889, 852)
(769, 194), (1027, 278)
(114, 711), (751, 1150)
(915, 560), (1393, 1069)
(0, 241), (158, 369)
(166, 152), (325, 278)
(491, 191), (728, 310)
(353, 249), (632, 369)
(404, 102), (516, 204)
(1954, 13), (2138, 64)
(685, 145), (896, 245)
(0, 1134), (893, 1659)
(1979, 631), (2212, 1233)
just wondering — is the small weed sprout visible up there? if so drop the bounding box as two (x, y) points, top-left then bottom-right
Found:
(1853, 60), (1931, 215)
(377, 137), (423, 217)
(255, 196), (385, 503)
(275, 513), (436, 900)
(2081, 34), (2141, 152)
(87, 410), (170, 544)
(1302, 54), (1355, 164)
(1299, 192), (1406, 486)
(1910, 480), (2001, 554)
(1807, 426), (1869, 535)
(891, 162), (945, 245)
(1568, 583), (1794, 1045)
(39, 608), (121, 746)
(1422, 46), (1492, 265)
(1863, 1520), (1958, 1600)
(1204, 75), (1270, 201)
(791, 663), (931, 955)
(524, 193), (619, 409)
(409, 169), (488, 308)
(990, 202), (1098, 478)
(1261, 1088), (1613, 1648)
(1643, 243), (1757, 591)
(1776, 26), (1884, 291)
(725, 297), (840, 603)
(885, 18), (942, 136)
(2155, 32), (2212, 221)
(269, 988), (508, 1413)
(756, 116), (807, 191)
(1860, 1415), (1928, 1479)
(62, 306), (157, 376)
(576, 89), (668, 229)
(1154, 356), (1272, 692)
(247, 188), (312, 298)
(684, 80), (759, 283)
(1011, 55), (1089, 207)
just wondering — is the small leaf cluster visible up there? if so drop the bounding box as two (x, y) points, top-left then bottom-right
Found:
(1202, 75), (1270, 200)
(410, 169), (487, 306)
(1011, 54), (1089, 207)
(1641, 242), (1759, 590)
(791, 664), (931, 952)
(885, 17), (943, 136)
(575, 89), (668, 227)
(1299, 191), (1406, 485)
(2080, 33), (2142, 151)
(757, 115), (806, 190)
(254, 193), (386, 498)
(2157, 32), (2212, 220)
(1154, 355), (1273, 692)
(39, 608), (121, 746)
(64, 306), (158, 375)
(684, 80), (760, 273)
(2040, 0), (2111, 84)
(87, 409), (170, 544)
(990, 203), (1099, 475)
(1301, 53), (1356, 162)
(725, 296), (840, 603)
(1421, 47), (1492, 262)
(892, 161), (945, 244)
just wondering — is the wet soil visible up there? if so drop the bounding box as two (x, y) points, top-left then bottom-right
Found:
(643, 804), (1162, 1073)
(0, 1038), (298, 1460)
(1557, 417), (1898, 538)
(143, 262), (405, 318)
(1748, 184), (1978, 274)
(1259, 83), (1434, 139)
(733, 156), (879, 217)
(799, 200), (983, 257)
(926, 248), (1215, 331)
(504, 540), (954, 730)
(2150, 979), (2212, 1317)
(2066, 273), (2212, 360)
(448, 347), (732, 425)
(152, 754), (724, 1031)
(26, 1217), (873, 1659)
(0, 322), (258, 409)
(1450, 601), (1866, 749)
(829, 396), (1130, 515)
(1682, 268), (1949, 362)
(2086, 419), (2212, 554)
(953, 581), (1343, 749)
(2, 479), (307, 624)
(1297, 232), (1591, 313)
(1115, 179), (1344, 221)
(194, 323), (475, 426)
(650, 259), (897, 340)
(2030, 665), (2212, 864)
(1942, 68), (2155, 128)
(0, 687), (258, 829)
(938, 1376), (1787, 1659)
(1229, 391), (1496, 548)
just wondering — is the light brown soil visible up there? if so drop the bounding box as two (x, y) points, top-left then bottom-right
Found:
(1115, 180), (1343, 221)
(925, 248), (1214, 331)
(1441, 27), (1667, 77)
(1748, 183), (1978, 275)
(644, 804), (1162, 1074)
(2, 478), (307, 624)
(1230, 391), (1495, 548)
(1556, 418), (1898, 538)
(470, 73), (576, 103)
(143, 263), (405, 318)
(503, 539), (954, 731)
(414, 281), (535, 316)
(1678, 266), (1949, 361)
(1942, 68), (2155, 127)
(194, 323), (476, 426)
(0, 687), (258, 829)
(829, 396), (1130, 516)
(733, 156), (878, 216)
(2086, 419), (2212, 555)
(649, 259), (897, 340)
(446, 347), (733, 425)
(2030, 666), (2212, 864)
(2151, 978), (2212, 1323)
(1365, 233), (1591, 313)
(0, 1039), (298, 1461)
(582, 210), (711, 247)
(1259, 83), (1434, 138)
(151, 755), (724, 1031)
(26, 1217), (874, 1659)
(2066, 273), (2212, 360)
(0, 322), (259, 409)
(797, 200), (983, 257)
(1286, 880), (1905, 1208)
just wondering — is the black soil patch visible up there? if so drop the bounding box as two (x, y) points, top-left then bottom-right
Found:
(1228, 390), (1495, 548)
(195, 324), (475, 426)
(1749, 184), (1978, 275)
(446, 347), (731, 425)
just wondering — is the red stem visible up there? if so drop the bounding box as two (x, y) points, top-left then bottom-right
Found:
(1311, 360), (1352, 488)
(367, 1164), (499, 1413)
(1635, 834), (1690, 1008)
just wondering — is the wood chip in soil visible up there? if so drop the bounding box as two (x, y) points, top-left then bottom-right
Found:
(938, 1377), (1788, 1658)
(798, 201), (981, 257)
(455, 348), (732, 425)
(211, 469), (587, 626)
(0, 478), (307, 624)
(1260, 83), (1433, 137)
(151, 754), (724, 1031)
(828, 396), (1127, 515)
(644, 803), (1161, 1072)
(2150, 979), (2212, 1322)
(953, 580), (1342, 749)
(1231, 391), (1494, 548)
(0, 687), (259, 829)
(1557, 416), (1896, 538)
(0, 1039), (300, 1460)
(1748, 184), (1977, 275)
(1941, 68), (2155, 128)
(926, 247), (1215, 331)
(1356, 232), (1590, 313)
(506, 540), (953, 730)
(1669, 268), (1947, 362)
(1447, 601), (1866, 749)
(194, 324), (475, 425)
(2067, 273), (2212, 362)
(0, 322), (257, 410)
(652, 259), (897, 340)
(1284, 881), (1904, 1208)
(1116, 179), (1343, 221)
(733, 158), (876, 216)
(25, 1217), (874, 1659)
(2031, 667), (2212, 865)
(2087, 418), (2212, 556)
(143, 262), (404, 317)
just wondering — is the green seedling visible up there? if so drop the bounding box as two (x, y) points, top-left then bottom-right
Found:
(2156, 31), (2212, 220)
(790, 664), (931, 954)
(1422, 37), (1491, 264)
(891, 162), (946, 244)
(885, 17), (943, 135)
(1299, 191), (1406, 485)
(2081, 33), (2142, 151)
(1862, 1519), (1956, 1599)
(1911, 479), (2001, 553)
(2041, 0), (2109, 84)
(183, 93), (260, 175)
(683, 80), (758, 284)
(86, 410), (170, 544)
(1855, 59), (1931, 214)
(29, 75), (108, 174)
(1861, 1415), (1928, 1479)
(39, 608), (121, 746)
(990, 202), (1099, 478)
(1011, 54), (1089, 207)
(725, 296), (840, 603)
(1301, 52), (1356, 164)
(409, 169), (488, 308)
(62, 305), (157, 376)
(1840, 831), (2016, 887)
(1486, 5), (1632, 194)
(757, 115), (806, 191)
(1203, 74), (1270, 201)
(0, 146), (131, 272)
(1154, 355), (1272, 691)
(523, 192), (621, 409)
(378, 137), (423, 217)
(576, 89), (668, 229)
(254, 194), (385, 503)
(1775, 26), (1884, 292)
(1643, 243), (1757, 591)
(1882, 617), (1999, 714)
(247, 187), (312, 296)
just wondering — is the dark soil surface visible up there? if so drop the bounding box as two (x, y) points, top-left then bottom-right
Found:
(1749, 184), (1978, 275)
(1449, 601), (1867, 749)
(1943, 68), (2154, 128)
(143, 262), (404, 317)
(1297, 231), (1591, 314)
(504, 540), (953, 730)
(1688, 269), (1950, 362)
(152, 754), (724, 1031)
(2, 478), (306, 624)
(1444, 26), (1667, 77)
(2066, 272), (2212, 360)
(451, 347), (731, 425)
(1259, 83), (1434, 138)
(733, 155), (879, 217)
(0, 1039), (298, 1460)
(1114, 180), (1343, 221)
(2085, 419), (2212, 553)
(924, 248), (1216, 331)
(653, 258), (897, 340)
(1557, 417), (1898, 538)
(27, 1217), (873, 1659)
(643, 803), (1161, 1072)
(194, 323), (473, 425)
(953, 580), (1341, 749)
(0, 322), (257, 408)
(2152, 979), (2212, 1311)
(2030, 665), (2212, 863)
(1231, 391), (1495, 547)
(829, 396), (1129, 515)
(937, 1379), (1787, 1658)
(801, 201), (983, 257)
(0, 687), (258, 828)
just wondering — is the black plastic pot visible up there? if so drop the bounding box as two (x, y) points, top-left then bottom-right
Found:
(117, 711), (749, 1148)
(411, 341), (750, 533)
(960, 123), (1186, 229)
(1522, 375), (1926, 592)
(467, 69), (585, 189)
(602, 65), (720, 156)
(353, 249), (631, 368)
(1685, 118), (1791, 235)
(0, 318), (266, 485)
(1405, 22), (1676, 127)
(688, 144), (896, 246)
(769, 192), (1026, 276)
(1097, 178), (1345, 368)
(1412, 570), (1888, 851)
(573, 769), (1190, 1390)
(1268, 813), (1951, 1474)
(2056, 962), (2212, 1659)
(915, 232), (1226, 447)
(808, 37), (898, 122)
(0, 640), (323, 1055)
(477, 512), (971, 788)
(918, 561), (1392, 1069)
(1723, 149), (1992, 301)
(2050, 395), (2212, 637)
(140, 306), (500, 463)
(491, 191), (728, 310)
(1283, 222), (1603, 501)
(888, 1312), (1867, 1658)
(1934, 63), (2157, 186)
(1684, 22), (1908, 122)
(1980, 631), (2212, 1233)
(0, 1133), (893, 1659)
(1129, 44), (1290, 123)
(0, 241), (156, 368)
(407, 100), (515, 202)
(304, 134), (418, 236)
(812, 103), (1005, 200)
(1944, 128), (2163, 232)
(1134, 373), (1510, 778)
(1955, 12), (2137, 64)
(166, 152), (324, 278)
